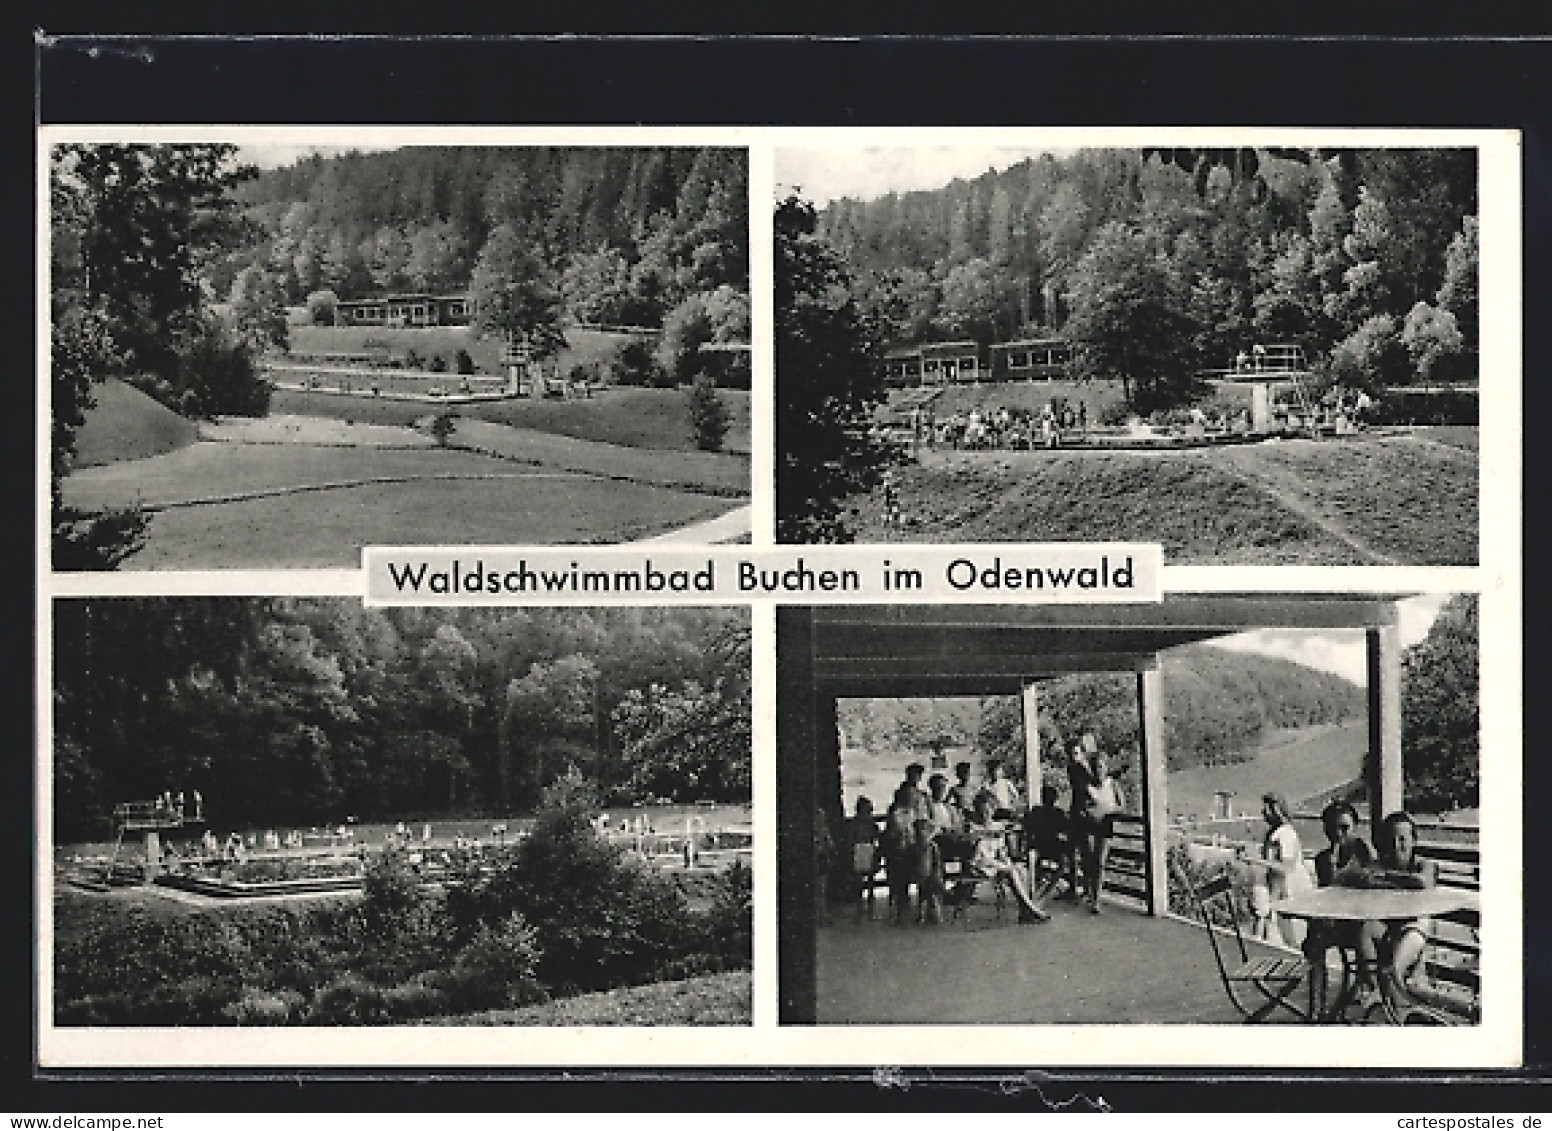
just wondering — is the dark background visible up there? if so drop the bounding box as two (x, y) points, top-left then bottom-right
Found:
(27, 32), (1550, 1112)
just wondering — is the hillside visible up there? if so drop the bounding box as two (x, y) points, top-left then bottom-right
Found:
(836, 645), (1363, 801)
(853, 433), (1477, 566)
(73, 378), (201, 469)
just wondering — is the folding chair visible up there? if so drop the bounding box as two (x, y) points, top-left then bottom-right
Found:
(1182, 867), (1309, 1024)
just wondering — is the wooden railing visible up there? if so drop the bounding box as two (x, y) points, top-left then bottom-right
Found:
(1102, 814), (1149, 907)
(1415, 841), (1481, 1009)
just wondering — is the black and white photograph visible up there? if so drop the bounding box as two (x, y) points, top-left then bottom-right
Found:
(776, 144), (1482, 565)
(48, 136), (752, 571)
(777, 596), (1489, 1039)
(47, 600), (752, 1028)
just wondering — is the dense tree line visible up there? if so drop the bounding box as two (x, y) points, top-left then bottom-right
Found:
(1401, 595), (1479, 812)
(837, 642), (1364, 791)
(52, 600), (751, 842)
(816, 147), (1478, 407)
(219, 146), (749, 333)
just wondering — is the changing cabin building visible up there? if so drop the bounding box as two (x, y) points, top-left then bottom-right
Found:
(884, 338), (1074, 387)
(336, 293), (476, 329)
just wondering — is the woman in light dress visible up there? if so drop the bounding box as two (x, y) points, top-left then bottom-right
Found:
(1246, 791), (1313, 948)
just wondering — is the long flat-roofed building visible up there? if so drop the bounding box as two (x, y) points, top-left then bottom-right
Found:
(336, 293), (476, 328)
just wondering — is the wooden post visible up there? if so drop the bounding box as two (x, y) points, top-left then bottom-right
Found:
(1021, 680), (1041, 888)
(1366, 625), (1405, 844)
(1021, 680), (1041, 805)
(1136, 667), (1169, 916)
(776, 607), (817, 1025)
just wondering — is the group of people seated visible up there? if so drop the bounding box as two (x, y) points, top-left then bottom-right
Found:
(833, 734), (1129, 929)
(909, 401), (1089, 452)
(1246, 794), (1440, 1020)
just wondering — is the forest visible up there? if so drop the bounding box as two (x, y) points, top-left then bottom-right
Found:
(815, 147), (1478, 406)
(219, 145), (749, 330)
(837, 642), (1366, 791)
(52, 601), (751, 843)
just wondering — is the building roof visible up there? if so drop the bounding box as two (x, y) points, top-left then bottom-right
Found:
(990, 337), (1067, 350)
(337, 293), (471, 306)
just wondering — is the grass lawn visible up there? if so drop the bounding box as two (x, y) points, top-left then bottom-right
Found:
(273, 385), (751, 455)
(856, 448), (1364, 564)
(433, 970), (750, 1026)
(115, 476), (737, 569)
(74, 378), (200, 468)
(852, 430), (1476, 566)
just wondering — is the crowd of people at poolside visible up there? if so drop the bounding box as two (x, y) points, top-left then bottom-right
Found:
(1239, 792), (1444, 1020)
(817, 733), (1131, 929)
(906, 401), (1092, 452)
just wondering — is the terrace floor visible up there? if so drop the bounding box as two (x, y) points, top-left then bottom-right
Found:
(817, 893), (1304, 1026)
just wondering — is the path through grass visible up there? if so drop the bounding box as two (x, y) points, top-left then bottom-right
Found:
(853, 430), (1476, 566)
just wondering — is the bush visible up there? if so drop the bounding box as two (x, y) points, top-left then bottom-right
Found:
(611, 339), (664, 387)
(170, 319), (272, 418)
(307, 973), (394, 1025)
(55, 907), (244, 1004)
(696, 860), (753, 969)
(405, 348), (424, 370)
(686, 376), (729, 452)
(58, 976), (244, 1027)
(429, 353), (449, 373)
(442, 913), (549, 1012)
(429, 412), (457, 447)
(449, 807), (693, 996)
(1372, 387), (1479, 426)
(305, 290), (339, 327)
(455, 348), (477, 375)
(223, 987), (306, 1026)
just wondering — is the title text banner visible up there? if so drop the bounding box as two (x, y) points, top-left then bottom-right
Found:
(364, 544), (1161, 606)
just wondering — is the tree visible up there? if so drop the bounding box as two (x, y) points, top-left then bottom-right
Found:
(306, 289), (339, 326)
(404, 219), (470, 293)
(52, 144), (256, 376)
(1401, 596), (1479, 811)
(656, 284), (750, 385)
(1063, 222), (1199, 411)
(774, 194), (897, 543)
(1327, 314), (1408, 391)
(931, 257), (1018, 345)
(469, 223), (566, 361)
(1400, 302), (1466, 383)
(227, 264), (290, 354)
(560, 244), (635, 326)
(612, 680), (751, 802)
(429, 412), (457, 448)
(686, 376), (729, 452)
(50, 142), (263, 416)
(500, 656), (599, 809)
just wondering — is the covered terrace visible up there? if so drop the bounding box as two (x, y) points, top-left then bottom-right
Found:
(776, 596), (1409, 1025)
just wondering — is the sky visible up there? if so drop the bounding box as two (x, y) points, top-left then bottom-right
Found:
(773, 146), (1061, 206)
(240, 144), (386, 169)
(1204, 594), (1453, 686)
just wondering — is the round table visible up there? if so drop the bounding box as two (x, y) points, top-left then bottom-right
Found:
(1278, 885), (1480, 1024)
